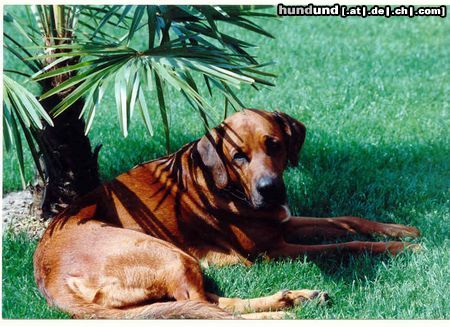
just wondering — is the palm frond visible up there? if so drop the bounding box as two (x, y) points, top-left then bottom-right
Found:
(3, 75), (53, 187)
(33, 41), (274, 139)
(24, 5), (276, 154)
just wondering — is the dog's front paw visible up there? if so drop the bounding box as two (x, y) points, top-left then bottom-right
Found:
(406, 243), (423, 252)
(278, 289), (329, 306)
(385, 224), (421, 239)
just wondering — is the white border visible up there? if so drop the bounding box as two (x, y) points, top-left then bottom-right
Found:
(1, 0), (448, 326)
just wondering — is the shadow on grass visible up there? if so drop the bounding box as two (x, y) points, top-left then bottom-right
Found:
(281, 128), (447, 281)
(291, 128), (447, 236)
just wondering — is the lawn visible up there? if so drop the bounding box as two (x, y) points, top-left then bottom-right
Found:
(2, 8), (449, 319)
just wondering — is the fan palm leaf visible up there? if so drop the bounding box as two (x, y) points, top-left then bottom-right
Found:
(31, 5), (276, 152)
(3, 75), (53, 187)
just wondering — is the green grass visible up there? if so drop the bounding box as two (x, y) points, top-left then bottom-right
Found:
(2, 233), (68, 319)
(3, 9), (449, 319)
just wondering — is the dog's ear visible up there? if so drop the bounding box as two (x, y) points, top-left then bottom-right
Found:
(273, 111), (306, 167)
(196, 131), (228, 189)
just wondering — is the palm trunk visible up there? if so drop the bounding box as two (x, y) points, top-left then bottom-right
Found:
(27, 12), (102, 218)
(31, 94), (101, 218)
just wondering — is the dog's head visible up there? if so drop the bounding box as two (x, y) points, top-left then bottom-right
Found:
(196, 109), (306, 213)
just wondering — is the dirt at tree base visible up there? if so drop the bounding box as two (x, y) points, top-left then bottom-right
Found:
(2, 190), (49, 240)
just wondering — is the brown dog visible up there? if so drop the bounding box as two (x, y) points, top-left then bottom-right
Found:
(34, 109), (420, 319)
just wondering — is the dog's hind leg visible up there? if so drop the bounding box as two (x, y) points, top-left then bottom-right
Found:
(282, 216), (420, 243)
(206, 289), (327, 314)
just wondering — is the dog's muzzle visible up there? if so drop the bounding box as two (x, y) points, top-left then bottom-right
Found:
(253, 176), (287, 209)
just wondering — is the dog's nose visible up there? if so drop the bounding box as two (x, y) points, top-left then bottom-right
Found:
(256, 176), (285, 202)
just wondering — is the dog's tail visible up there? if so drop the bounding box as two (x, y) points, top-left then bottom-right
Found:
(69, 300), (234, 319)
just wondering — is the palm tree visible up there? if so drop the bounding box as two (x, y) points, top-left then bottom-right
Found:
(3, 5), (275, 218)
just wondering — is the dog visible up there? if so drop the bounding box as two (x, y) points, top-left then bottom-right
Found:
(33, 109), (420, 319)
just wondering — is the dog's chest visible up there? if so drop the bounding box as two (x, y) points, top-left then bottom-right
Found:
(224, 220), (284, 255)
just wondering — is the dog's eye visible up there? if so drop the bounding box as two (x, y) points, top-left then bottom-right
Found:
(266, 138), (282, 155)
(233, 152), (248, 163)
